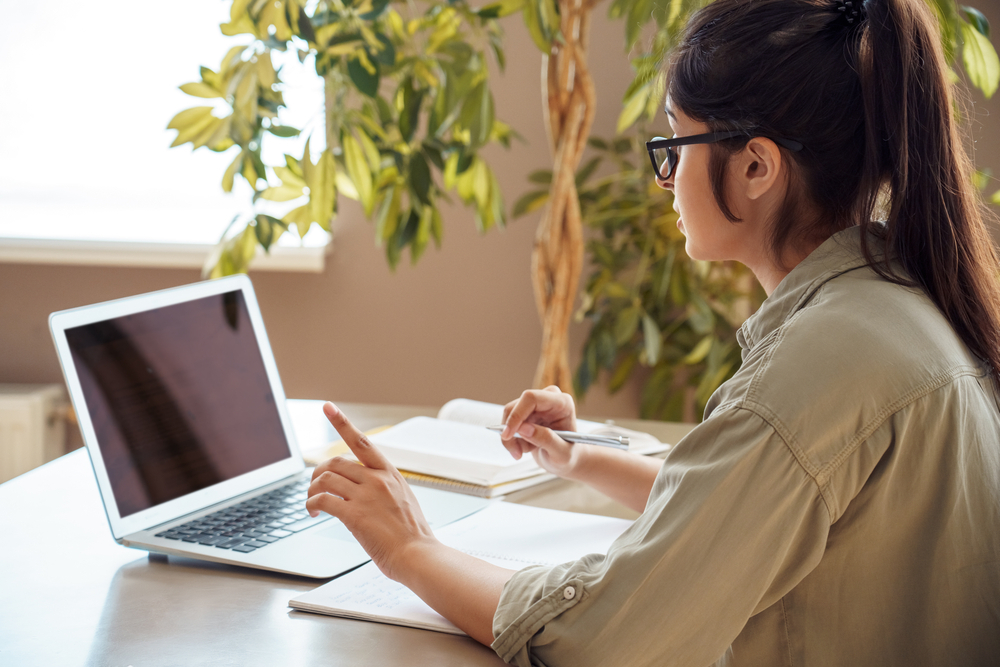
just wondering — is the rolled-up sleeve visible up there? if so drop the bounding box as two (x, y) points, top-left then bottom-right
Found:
(491, 406), (832, 667)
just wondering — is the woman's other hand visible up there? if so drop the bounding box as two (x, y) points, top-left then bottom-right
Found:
(306, 402), (436, 581)
(499, 386), (584, 478)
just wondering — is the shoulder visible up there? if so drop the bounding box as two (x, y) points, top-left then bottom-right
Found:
(711, 265), (983, 469)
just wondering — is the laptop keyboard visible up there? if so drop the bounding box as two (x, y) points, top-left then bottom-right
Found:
(155, 478), (330, 553)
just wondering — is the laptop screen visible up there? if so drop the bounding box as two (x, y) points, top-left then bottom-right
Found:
(65, 289), (291, 518)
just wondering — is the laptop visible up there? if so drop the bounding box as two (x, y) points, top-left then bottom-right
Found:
(49, 274), (487, 578)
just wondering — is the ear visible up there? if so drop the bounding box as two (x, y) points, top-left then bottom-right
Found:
(737, 138), (784, 201)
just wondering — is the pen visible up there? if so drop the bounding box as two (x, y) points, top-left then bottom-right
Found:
(486, 425), (629, 450)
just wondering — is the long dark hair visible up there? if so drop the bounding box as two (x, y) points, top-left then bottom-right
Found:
(667, 0), (1000, 376)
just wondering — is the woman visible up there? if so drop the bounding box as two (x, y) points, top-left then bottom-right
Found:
(306, 0), (1000, 663)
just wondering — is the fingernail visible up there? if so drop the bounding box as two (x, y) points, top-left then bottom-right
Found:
(324, 402), (340, 417)
(518, 423), (535, 437)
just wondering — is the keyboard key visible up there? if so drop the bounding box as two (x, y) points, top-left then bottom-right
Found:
(219, 537), (250, 548)
(243, 540), (268, 548)
(269, 529), (293, 538)
(257, 535), (279, 543)
(197, 535), (228, 546)
(285, 514), (332, 533)
(232, 544), (258, 553)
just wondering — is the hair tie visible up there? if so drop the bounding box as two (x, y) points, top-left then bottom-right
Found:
(834, 0), (866, 26)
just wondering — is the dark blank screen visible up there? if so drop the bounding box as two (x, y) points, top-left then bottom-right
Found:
(66, 290), (291, 518)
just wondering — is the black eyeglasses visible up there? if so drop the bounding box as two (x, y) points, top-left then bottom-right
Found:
(646, 131), (804, 181)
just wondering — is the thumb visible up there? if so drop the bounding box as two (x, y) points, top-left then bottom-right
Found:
(516, 422), (572, 459)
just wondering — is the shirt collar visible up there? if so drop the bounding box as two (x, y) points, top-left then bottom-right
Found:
(737, 226), (877, 351)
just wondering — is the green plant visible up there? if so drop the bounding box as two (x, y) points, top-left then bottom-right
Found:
(170, 0), (998, 421)
(568, 0), (999, 421)
(168, 0), (514, 277)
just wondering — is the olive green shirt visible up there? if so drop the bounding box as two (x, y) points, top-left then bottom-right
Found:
(491, 227), (1000, 666)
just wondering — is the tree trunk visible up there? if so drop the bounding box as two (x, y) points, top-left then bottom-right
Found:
(532, 0), (599, 391)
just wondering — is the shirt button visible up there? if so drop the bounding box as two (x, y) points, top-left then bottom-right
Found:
(563, 586), (576, 600)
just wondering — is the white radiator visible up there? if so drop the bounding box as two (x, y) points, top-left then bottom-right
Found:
(0, 384), (67, 483)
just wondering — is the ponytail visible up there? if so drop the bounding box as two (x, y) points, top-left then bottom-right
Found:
(857, 0), (1000, 375)
(668, 0), (1000, 375)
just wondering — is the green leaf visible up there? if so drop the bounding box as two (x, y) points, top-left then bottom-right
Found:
(282, 204), (313, 238)
(962, 6), (990, 37)
(430, 207), (444, 247)
(478, 0), (526, 19)
(617, 86), (650, 134)
(254, 214), (287, 251)
(992, 189), (1000, 204)
(459, 82), (494, 149)
(372, 32), (396, 66)
(512, 189), (549, 217)
(642, 314), (662, 365)
(412, 206), (433, 263)
(260, 184), (305, 201)
(357, 130), (382, 172)
(683, 336), (713, 365)
(222, 150), (243, 192)
(695, 361), (733, 407)
(625, 0), (655, 48)
(613, 305), (641, 345)
(587, 137), (609, 151)
(608, 352), (637, 393)
(409, 152), (433, 205)
(375, 184), (401, 245)
(399, 79), (424, 142)
(348, 55), (380, 98)
(359, 0), (391, 20)
(575, 156), (602, 186)
(528, 169), (553, 184)
(344, 134), (375, 215)
(266, 124), (301, 137)
(640, 364), (674, 419)
(167, 106), (214, 130)
(522, 0), (550, 52)
(180, 82), (222, 99)
(962, 20), (1000, 98)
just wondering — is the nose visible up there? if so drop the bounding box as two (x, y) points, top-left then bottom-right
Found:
(655, 173), (673, 191)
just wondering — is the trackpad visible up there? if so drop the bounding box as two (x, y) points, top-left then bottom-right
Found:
(316, 521), (356, 542)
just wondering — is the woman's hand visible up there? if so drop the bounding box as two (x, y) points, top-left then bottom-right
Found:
(306, 402), (437, 581)
(499, 386), (585, 478)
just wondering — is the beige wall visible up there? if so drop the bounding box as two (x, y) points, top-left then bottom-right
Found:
(2, 9), (999, 426)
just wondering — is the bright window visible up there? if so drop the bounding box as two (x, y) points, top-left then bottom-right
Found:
(0, 0), (330, 269)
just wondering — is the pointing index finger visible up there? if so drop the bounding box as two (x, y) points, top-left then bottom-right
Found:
(323, 402), (393, 471)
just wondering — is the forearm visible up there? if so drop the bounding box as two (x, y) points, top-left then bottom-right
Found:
(395, 539), (517, 646)
(568, 448), (664, 512)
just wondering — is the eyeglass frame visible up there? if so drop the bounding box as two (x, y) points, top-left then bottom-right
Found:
(646, 131), (805, 181)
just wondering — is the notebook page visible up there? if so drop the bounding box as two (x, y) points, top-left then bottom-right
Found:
(369, 417), (542, 485)
(290, 502), (633, 634)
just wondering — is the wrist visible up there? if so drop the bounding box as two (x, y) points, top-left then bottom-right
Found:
(389, 534), (445, 586)
(559, 442), (596, 481)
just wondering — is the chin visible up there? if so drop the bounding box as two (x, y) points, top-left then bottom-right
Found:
(684, 239), (706, 261)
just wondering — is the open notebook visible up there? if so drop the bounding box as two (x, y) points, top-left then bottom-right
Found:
(289, 502), (633, 634)
(302, 399), (670, 497)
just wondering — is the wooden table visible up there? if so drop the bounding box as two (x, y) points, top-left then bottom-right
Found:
(0, 403), (693, 666)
